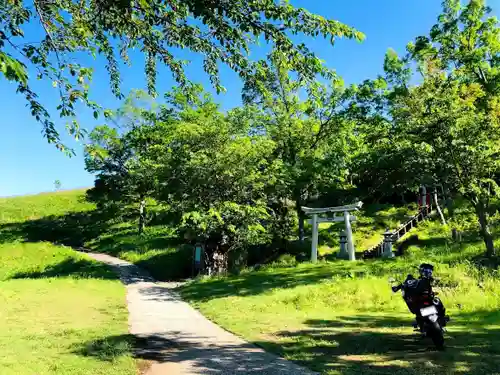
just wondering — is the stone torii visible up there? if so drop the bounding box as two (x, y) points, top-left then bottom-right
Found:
(302, 201), (363, 262)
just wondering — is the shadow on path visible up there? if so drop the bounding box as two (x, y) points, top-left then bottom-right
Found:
(75, 332), (316, 375)
(74, 311), (500, 375)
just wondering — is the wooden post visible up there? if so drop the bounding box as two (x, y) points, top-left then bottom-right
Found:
(344, 211), (355, 261)
(452, 228), (462, 242)
(311, 214), (318, 263)
(138, 196), (146, 234)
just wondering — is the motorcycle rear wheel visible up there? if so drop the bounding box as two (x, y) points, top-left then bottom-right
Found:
(428, 321), (445, 350)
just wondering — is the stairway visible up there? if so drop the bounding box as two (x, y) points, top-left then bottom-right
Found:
(362, 204), (433, 259)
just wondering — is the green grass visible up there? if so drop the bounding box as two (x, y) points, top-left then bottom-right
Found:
(3, 190), (500, 374)
(0, 190), (427, 281)
(180, 219), (500, 375)
(0, 190), (94, 224)
(0, 190), (191, 281)
(0, 191), (137, 375)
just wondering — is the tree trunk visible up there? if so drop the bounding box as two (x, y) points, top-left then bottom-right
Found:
(138, 196), (146, 235)
(474, 201), (495, 257)
(443, 185), (454, 218)
(433, 189), (446, 225)
(296, 197), (305, 243)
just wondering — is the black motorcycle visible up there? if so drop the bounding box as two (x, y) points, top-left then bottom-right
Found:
(390, 263), (450, 350)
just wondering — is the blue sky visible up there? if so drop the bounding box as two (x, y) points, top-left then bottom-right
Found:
(1, 1), (498, 197)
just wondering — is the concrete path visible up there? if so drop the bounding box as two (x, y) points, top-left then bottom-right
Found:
(86, 252), (316, 375)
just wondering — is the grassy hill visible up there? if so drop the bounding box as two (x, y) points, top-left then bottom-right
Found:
(0, 190), (192, 281)
(0, 191), (136, 375)
(1, 190), (499, 375)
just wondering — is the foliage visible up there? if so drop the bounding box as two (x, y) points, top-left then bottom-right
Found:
(25, 0), (500, 262)
(392, 0), (500, 256)
(242, 52), (357, 240)
(348, 1), (500, 255)
(390, 66), (500, 255)
(85, 0), (500, 257)
(85, 91), (164, 233)
(154, 87), (280, 268)
(0, 0), (362, 149)
(54, 179), (62, 190)
(84, 87), (278, 267)
(5, 1), (500, 372)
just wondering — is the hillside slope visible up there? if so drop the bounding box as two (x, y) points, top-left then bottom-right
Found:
(0, 191), (136, 375)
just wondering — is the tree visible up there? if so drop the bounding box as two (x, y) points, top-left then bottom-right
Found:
(358, 0), (500, 256)
(53, 179), (62, 190)
(154, 86), (278, 271)
(389, 66), (500, 256)
(401, 0), (500, 257)
(242, 52), (355, 242)
(1, 0), (363, 150)
(84, 91), (163, 234)
(344, 49), (432, 204)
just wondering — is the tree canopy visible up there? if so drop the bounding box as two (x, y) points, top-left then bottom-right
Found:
(1, 0), (363, 151)
(351, 0), (500, 256)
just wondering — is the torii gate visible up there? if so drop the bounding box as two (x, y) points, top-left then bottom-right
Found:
(302, 201), (363, 262)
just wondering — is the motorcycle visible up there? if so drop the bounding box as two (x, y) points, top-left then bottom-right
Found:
(390, 264), (450, 350)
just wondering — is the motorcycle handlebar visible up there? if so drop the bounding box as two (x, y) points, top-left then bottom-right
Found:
(391, 284), (402, 293)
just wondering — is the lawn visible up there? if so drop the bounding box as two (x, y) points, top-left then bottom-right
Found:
(180, 219), (500, 375)
(0, 191), (136, 375)
(85, 222), (193, 281)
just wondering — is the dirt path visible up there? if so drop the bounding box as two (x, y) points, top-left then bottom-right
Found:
(86, 252), (316, 375)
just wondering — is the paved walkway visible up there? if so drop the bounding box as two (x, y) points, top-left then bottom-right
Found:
(86, 252), (316, 375)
